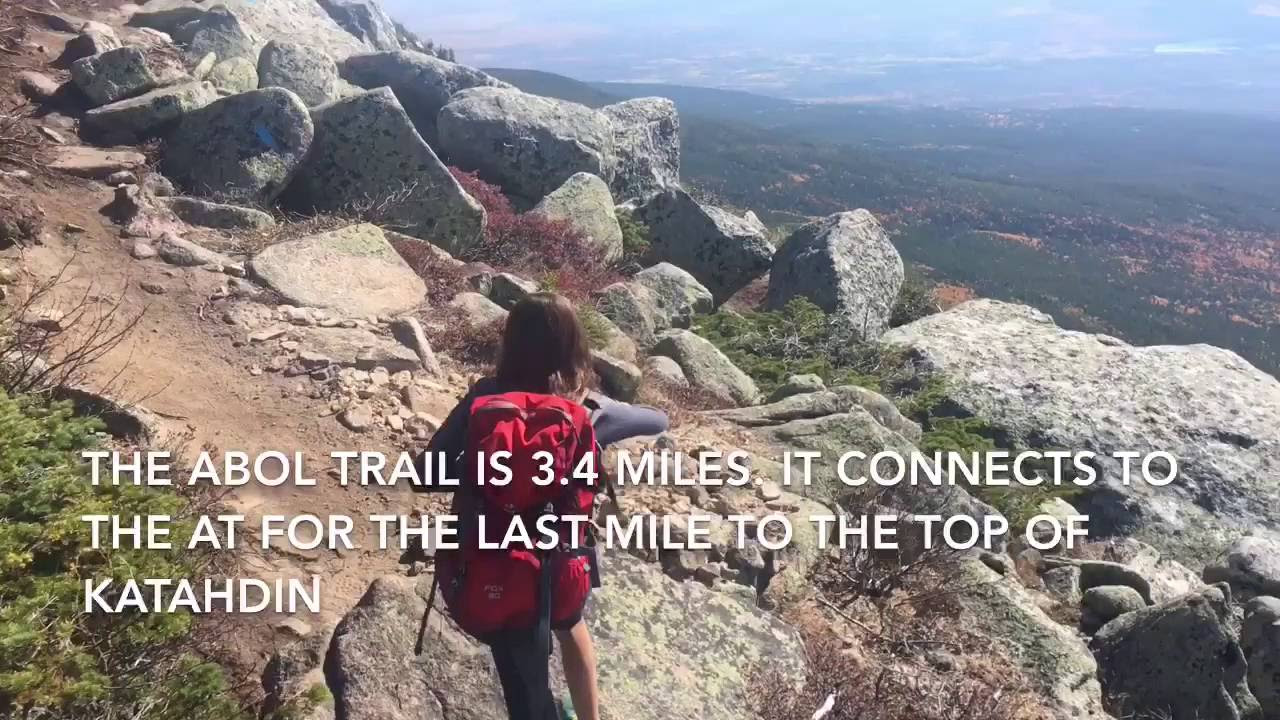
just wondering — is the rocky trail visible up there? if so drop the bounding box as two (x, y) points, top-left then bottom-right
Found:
(2, 1), (1279, 719)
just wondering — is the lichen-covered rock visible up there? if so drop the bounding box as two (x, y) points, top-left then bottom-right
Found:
(1103, 538), (1206, 604)
(596, 281), (659, 347)
(206, 56), (258, 93)
(161, 196), (276, 230)
(638, 188), (773, 304)
(572, 552), (805, 717)
(129, 0), (369, 62)
(324, 576), (506, 719)
(1242, 596), (1280, 720)
(709, 385), (921, 442)
(323, 556), (804, 720)
(81, 81), (217, 143)
(592, 351), (643, 401)
(1205, 536), (1280, 599)
(583, 309), (637, 363)
(1092, 584), (1262, 720)
(602, 97), (680, 203)
(282, 87), (484, 253)
(449, 292), (507, 328)
(437, 87), (615, 202)
(533, 172), (623, 260)
(70, 46), (186, 106)
(487, 272), (538, 310)
(1056, 558), (1155, 604)
(181, 6), (256, 63)
(767, 210), (902, 341)
(1042, 565), (1083, 605)
(643, 355), (687, 387)
(248, 224), (426, 316)
(956, 559), (1105, 718)
(1083, 585), (1147, 630)
(768, 374), (826, 403)
(736, 407), (993, 530)
(881, 299), (1280, 561)
(651, 329), (759, 407)
(163, 87), (313, 203)
(339, 51), (508, 144)
(631, 262), (713, 330)
(317, 0), (400, 51)
(257, 40), (340, 106)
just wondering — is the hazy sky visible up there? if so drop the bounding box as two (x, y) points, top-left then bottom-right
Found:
(383, 0), (1280, 110)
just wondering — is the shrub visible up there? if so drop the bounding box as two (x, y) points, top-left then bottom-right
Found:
(575, 305), (613, 351)
(449, 168), (620, 301)
(616, 208), (651, 264)
(692, 298), (841, 394)
(891, 275), (941, 327)
(0, 393), (244, 719)
(387, 235), (469, 306)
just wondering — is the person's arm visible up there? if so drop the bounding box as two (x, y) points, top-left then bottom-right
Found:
(586, 392), (670, 447)
(413, 385), (484, 492)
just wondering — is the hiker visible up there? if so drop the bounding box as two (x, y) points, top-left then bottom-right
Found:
(416, 292), (668, 720)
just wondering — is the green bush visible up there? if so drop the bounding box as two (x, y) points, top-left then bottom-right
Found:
(616, 209), (652, 263)
(576, 305), (613, 351)
(890, 275), (940, 327)
(0, 392), (244, 719)
(692, 298), (839, 394)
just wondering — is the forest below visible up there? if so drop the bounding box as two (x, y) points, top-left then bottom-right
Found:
(488, 68), (1280, 376)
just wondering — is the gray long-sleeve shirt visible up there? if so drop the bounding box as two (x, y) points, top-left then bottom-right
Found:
(415, 377), (669, 488)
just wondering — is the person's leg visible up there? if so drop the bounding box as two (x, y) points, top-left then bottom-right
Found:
(490, 634), (559, 720)
(555, 620), (600, 720)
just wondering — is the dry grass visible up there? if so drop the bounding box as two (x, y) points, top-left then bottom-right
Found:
(0, 97), (40, 175)
(1, 255), (144, 396)
(634, 373), (733, 427)
(424, 308), (504, 372)
(0, 20), (27, 57)
(390, 235), (471, 306)
(750, 612), (1044, 720)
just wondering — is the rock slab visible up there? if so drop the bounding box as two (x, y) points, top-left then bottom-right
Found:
(882, 299), (1280, 560)
(320, 553), (804, 720)
(248, 223), (426, 316)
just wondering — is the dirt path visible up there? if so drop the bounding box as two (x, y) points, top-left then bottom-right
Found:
(6, 172), (468, 676)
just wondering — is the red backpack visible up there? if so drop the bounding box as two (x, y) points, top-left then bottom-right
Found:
(424, 392), (603, 646)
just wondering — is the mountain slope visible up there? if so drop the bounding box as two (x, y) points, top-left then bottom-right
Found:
(484, 68), (619, 108)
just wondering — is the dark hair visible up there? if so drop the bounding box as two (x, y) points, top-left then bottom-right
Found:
(495, 292), (592, 397)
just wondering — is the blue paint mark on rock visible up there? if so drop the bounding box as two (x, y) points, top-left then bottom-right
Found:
(253, 121), (278, 150)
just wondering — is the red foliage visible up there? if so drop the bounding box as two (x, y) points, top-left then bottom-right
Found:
(449, 167), (620, 301)
(387, 235), (470, 306)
